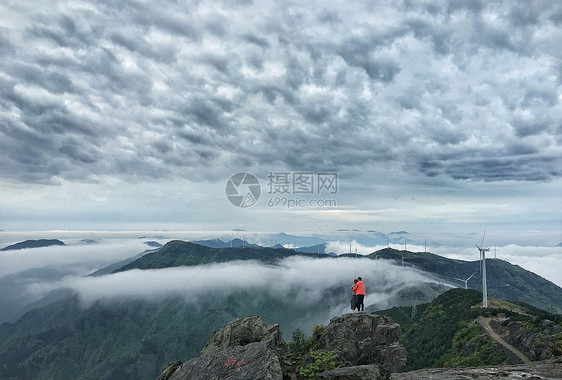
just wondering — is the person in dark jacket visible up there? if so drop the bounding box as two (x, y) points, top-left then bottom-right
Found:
(351, 279), (358, 312)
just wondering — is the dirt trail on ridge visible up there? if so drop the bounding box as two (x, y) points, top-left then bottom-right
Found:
(477, 316), (531, 364)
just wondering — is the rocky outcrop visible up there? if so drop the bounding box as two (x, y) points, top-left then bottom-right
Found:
(318, 364), (386, 379)
(163, 316), (285, 380)
(157, 313), (406, 380)
(156, 361), (182, 380)
(391, 356), (562, 380)
(490, 318), (562, 361)
(316, 313), (407, 373)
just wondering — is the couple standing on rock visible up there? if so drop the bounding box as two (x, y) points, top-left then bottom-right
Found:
(351, 277), (365, 312)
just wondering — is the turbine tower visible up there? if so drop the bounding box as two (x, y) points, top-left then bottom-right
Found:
(453, 272), (477, 289)
(477, 231), (490, 308)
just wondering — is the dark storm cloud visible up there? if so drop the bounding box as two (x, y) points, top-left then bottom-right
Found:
(511, 117), (550, 138)
(418, 151), (561, 181)
(0, 0), (560, 186)
(242, 33), (270, 48)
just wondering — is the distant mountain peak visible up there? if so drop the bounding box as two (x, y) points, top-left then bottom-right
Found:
(0, 239), (65, 251)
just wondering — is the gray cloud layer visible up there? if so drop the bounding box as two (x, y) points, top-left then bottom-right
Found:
(31, 256), (440, 316)
(0, 0), (560, 185)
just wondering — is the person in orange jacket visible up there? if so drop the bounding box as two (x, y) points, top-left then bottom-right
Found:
(352, 277), (365, 312)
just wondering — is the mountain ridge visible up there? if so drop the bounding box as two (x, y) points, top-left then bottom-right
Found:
(0, 239), (65, 251)
(371, 248), (562, 313)
(113, 241), (562, 313)
(1, 241), (561, 380)
(113, 240), (330, 273)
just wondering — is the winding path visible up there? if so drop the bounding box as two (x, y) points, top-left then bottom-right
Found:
(477, 317), (531, 364)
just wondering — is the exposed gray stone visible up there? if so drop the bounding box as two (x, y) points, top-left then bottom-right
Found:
(166, 316), (284, 380)
(318, 364), (387, 380)
(316, 313), (407, 373)
(505, 319), (562, 361)
(391, 357), (562, 380)
(158, 313), (407, 380)
(156, 361), (182, 380)
(200, 315), (284, 356)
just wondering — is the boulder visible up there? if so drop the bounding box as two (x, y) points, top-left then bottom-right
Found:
(157, 361), (182, 380)
(157, 313), (407, 379)
(200, 315), (284, 356)
(165, 316), (285, 380)
(318, 364), (388, 380)
(316, 313), (407, 373)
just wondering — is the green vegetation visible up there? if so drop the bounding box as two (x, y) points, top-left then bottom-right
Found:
(299, 350), (343, 379)
(2, 242), (561, 379)
(286, 325), (338, 380)
(550, 337), (562, 357)
(114, 240), (324, 272)
(437, 324), (506, 368)
(379, 288), (562, 370)
(372, 248), (562, 313)
(396, 289), (484, 370)
(0, 289), (338, 380)
(287, 325), (324, 356)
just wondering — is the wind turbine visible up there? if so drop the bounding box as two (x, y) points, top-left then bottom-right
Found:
(453, 272), (477, 290)
(477, 231), (490, 308)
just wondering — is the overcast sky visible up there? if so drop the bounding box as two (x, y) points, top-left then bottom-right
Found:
(0, 1), (561, 249)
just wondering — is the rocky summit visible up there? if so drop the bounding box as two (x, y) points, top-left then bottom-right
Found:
(158, 316), (285, 380)
(315, 313), (407, 373)
(157, 313), (406, 380)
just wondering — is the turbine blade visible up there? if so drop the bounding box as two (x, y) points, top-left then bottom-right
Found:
(481, 230), (486, 248)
